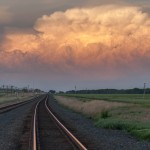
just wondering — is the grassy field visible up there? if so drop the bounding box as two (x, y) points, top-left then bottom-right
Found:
(62, 94), (150, 106)
(0, 93), (34, 106)
(55, 94), (150, 141)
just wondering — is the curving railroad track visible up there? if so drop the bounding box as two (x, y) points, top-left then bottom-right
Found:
(0, 94), (87, 149)
(32, 95), (87, 150)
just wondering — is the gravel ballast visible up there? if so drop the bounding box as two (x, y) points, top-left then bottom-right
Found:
(0, 99), (37, 150)
(48, 95), (150, 150)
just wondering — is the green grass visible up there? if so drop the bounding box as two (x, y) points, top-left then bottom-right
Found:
(100, 110), (110, 119)
(95, 117), (150, 141)
(132, 129), (150, 140)
(62, 94), (150, 107)
(94, 106), (150, 141)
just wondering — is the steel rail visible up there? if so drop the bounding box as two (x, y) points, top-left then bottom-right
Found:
(45, 96), (87, 150)
(33, 99), (42, 150)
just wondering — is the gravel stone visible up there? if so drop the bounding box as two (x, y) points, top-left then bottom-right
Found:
(0, 100), (37, 150)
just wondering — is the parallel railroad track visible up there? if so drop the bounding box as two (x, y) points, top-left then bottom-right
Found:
(0, 95), (41, 114)
(32, 95), (87, 150)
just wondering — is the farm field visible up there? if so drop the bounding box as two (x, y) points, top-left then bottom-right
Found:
(62, 94), (150, 106)
(55, 94), (150, 141)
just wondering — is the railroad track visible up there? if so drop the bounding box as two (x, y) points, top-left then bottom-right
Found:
(32, 95), (87, 150)
(0, 95), (40, 114)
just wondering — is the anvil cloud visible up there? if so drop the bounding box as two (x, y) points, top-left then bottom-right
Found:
(0, 5), (150, 90)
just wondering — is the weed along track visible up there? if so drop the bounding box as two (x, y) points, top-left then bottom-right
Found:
(32, 95), (87, 150)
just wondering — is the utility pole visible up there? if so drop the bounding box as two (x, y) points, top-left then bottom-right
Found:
(11, 85), (14, 95)
(143, 83), (146, 99)
(6, 85), (8, 96)
(75, 85), (76, 94)
(33, 81), (34, 95)
(28, 85), (30, 94)
(2, 85), (4, 94)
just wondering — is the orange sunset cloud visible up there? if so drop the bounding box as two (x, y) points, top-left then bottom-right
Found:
(0, 5), (150, 79)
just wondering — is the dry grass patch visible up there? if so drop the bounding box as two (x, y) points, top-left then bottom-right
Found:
(0, 93), (34, 108)
(54, 96), (127, 116)
(110, 106), (150, 122)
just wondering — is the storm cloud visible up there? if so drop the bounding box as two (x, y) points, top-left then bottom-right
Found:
(0, 3), (150, 90)
(0, 5), (149, 80)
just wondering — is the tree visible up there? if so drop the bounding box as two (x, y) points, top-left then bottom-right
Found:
(49, 90), (56, 94)
(58, 91), (64, 94)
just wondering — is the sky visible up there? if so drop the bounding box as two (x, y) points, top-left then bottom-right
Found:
(0, 0), (150, 91)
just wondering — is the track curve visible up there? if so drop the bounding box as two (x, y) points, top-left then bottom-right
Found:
(32, 95), (87, 150)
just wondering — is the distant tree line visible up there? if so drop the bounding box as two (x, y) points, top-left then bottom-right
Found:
(66, 88), (150, 94)
(49, 90), (56, 94)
